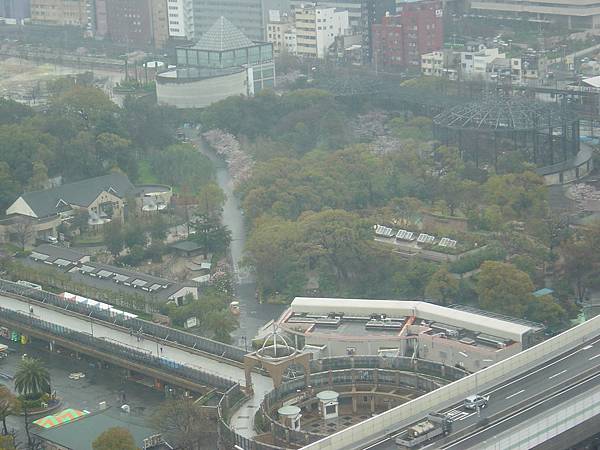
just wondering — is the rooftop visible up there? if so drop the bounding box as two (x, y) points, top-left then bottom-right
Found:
(29, 245), (198, 302)
(192, 16), (254, 52)
(33, 408), (171, 450)
(433, 94), (570, 132)
(287, 298), (543, 343)
(12, 173), (134, 219)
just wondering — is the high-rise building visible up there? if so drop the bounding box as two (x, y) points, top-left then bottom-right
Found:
(191, 0), (264, 42)
(469, 0), (600, 30)
(97, 0), (168, 49)
(0, 0), (30, 23)
(294, 4), (349, 59)
(166, 0), (194, 40)
(371, 0), (443, 70)
(361, 0), (396, 62)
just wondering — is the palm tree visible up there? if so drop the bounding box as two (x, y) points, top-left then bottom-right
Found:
(14, 358), (50, 398)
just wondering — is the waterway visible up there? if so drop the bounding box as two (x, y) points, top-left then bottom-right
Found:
(187, 129), (286, 349)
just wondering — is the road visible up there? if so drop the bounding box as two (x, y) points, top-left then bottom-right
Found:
(445, 372), (600, 449)
(367, 335), (600, 450)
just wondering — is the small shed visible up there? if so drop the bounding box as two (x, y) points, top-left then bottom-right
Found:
(169, 240), (204, 257)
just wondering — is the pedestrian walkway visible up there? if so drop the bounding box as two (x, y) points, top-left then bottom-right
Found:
(0, 294), (273, 401)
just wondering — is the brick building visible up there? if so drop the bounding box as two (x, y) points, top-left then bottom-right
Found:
(96, 0), (168, 49)
(371, 0), (443, 70)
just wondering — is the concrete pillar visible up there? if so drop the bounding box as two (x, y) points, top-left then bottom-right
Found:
(352, 396), (358, 413)
(370, 395), (375, 413)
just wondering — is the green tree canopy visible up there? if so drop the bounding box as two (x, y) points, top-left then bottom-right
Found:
(425, 266), (459, 306)
(477, 261), (535, 317)
(92, 427), (138, 450)
(14, 358), (50, 398)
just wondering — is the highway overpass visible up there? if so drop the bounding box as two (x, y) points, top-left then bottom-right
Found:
(0, 280), (273, 441)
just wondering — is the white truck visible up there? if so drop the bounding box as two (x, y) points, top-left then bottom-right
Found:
(395, 413), (452, 448)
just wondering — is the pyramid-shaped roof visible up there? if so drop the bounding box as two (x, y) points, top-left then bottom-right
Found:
(192, 16), (254, 52)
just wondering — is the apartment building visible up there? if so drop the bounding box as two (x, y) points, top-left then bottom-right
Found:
(295, 4), (349, 59)
(361, 0), (396, 62)
(266, 10), (296, 55)
(291, 0), (363, 29)
(371, 0), (443, 70)
(421, 46), (524, 83)
(470, 0), (600, 30)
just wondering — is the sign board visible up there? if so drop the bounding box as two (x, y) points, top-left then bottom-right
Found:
(184, 316), (198, 329)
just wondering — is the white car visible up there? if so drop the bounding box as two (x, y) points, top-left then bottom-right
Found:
(464, 394), (489, 410)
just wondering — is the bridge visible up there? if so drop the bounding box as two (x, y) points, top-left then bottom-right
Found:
(303, 314), (600, 450)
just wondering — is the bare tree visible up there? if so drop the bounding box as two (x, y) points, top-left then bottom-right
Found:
(10, 221), (35, 251)
(150, 399), (216, 450)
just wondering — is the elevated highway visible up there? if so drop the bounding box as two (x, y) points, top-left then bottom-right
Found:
(366, 336), (600, 450)
(0, 280), (273, 441)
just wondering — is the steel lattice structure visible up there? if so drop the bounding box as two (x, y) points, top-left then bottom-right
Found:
(433, 93), (580, 170)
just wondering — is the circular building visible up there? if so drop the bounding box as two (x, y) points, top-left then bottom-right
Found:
(433, 94), (581, 176)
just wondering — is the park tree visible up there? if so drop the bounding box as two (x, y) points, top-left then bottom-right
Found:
(10, 221), (34, 251)
(425, 266), (459, 306)
(151, 399), (216, 450)
(299, 209), (369, 282)
(483, 171), (547, 221)
(103, 222), (125, 256)
(0, 162), (20, 212)
(92, 427), (138, 450)
(526, 294), (566, 331)
(191, 216), (231, 258)
(196, 183), (226, 219)
(477, 261), (535, 317)
(0, 435), (17, 450)
(0, 386), (18, 435)
(244, 217), (305, 298)
(393, 259), (437, 298)
(560, 231), (600, 301)
(205, 309), (238, 344)
(27, 161), (49, 191)
(0, 98), (33, 125)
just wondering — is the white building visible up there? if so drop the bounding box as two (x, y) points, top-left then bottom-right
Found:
(294, 4), (349, 59)
(266, 9), (297, 55)
(274, 297), (544, 372)
(166, 0), (194, 39)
